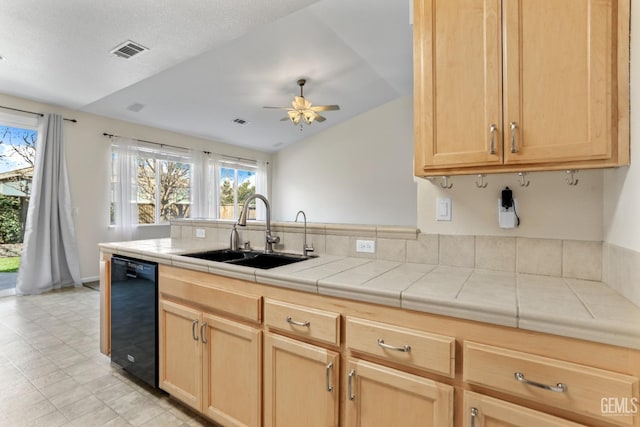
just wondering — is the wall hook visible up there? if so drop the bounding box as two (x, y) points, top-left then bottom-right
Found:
(517, 172), (530, 187)
(475, 174), (488, 188)
(440, 176), (453, 189)
(565, 170), (579, 186)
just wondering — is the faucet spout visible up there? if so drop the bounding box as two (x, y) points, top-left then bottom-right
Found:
(295, 210), (314, 257)
(237, 194), (279, 253)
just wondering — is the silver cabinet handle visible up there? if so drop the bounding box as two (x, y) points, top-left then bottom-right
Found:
(348, 369), (356, 401)
(377, 338), (411, 353)
(325, 362), (334, 392)
(514, 372), (567, 393)
(200, 322), (207, 344)
(489, 124), (497, 155)
(510, 121), (518, 153)
(470, 407), (478, 427)
(192, 319), (199, 341)
(286, 316), (310, 327)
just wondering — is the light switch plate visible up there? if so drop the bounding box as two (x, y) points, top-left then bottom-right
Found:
(436, 197), (452, 221)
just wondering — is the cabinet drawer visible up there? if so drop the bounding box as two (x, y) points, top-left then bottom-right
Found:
(463, 341), (639, 426)
(345, 317), (455, 377)
(463, 391), (585, 427)
(159, 274), (261, 323)
(264, 299), (340, 346)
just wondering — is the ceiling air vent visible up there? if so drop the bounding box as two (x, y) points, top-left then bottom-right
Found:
(110, 40), (149, 59)
(232, 118), (250, 126)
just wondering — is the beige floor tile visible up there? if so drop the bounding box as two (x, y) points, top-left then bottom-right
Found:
(0, 287), (217, 427)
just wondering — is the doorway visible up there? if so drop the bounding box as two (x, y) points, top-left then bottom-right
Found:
(0, 124), (37, 295)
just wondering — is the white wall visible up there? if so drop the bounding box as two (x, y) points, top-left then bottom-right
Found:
(0, 93), (271, 281)
(271, 96), (417, 226)
(416, 170), (604, 240)
(603, 4), (640, 252)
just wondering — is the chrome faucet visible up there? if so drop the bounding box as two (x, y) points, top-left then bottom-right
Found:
(237, 194), (280, 254)
(295, 210), (314, 257)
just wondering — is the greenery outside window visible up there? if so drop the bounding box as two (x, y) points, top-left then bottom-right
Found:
(219, 161), (256, 221)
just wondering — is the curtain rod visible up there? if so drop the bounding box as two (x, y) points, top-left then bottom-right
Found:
(102, 132), (266, 165)
(0, 105), (77, 123)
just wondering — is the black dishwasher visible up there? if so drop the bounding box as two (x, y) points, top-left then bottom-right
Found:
(110, 255), (158, 388)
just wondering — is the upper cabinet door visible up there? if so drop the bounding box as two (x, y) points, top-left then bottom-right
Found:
(503, 0), (615, 165)
(414, 0), (503, 171)
(413, 0), (629, 176)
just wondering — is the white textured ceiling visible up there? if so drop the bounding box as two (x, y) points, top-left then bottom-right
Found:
(0, 0), (413, 152)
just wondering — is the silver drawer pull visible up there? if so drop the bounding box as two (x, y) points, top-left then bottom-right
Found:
(325, 362), (334, 392)
(470, 407), (479, 427)
(286, 316), (310, 327)
(514, 372), (567, 393)
(489, 124), (497, 155)
(192, 320), (199, 341)
(348, 369), (356, 400)
(377, 338), (411, 353)
(510, 121), (518, 153)
(200, 322), (207, 344)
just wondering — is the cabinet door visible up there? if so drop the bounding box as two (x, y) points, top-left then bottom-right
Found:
(202, 314), (262, 427)
(158, 300), (202, 412)
(463, 391), (585, 427)
(263, 333), (339, 427)
(414, 0), (502, 171)
(345, 358), (453, 427)
(503, 0), (615, 164)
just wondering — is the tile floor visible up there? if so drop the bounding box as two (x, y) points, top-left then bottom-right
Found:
(0, 286), (216, 426)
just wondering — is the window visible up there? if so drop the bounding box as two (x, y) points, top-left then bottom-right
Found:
(110, 139), (268, 226)
(110, 143), (193, 226)
(218, 161), (256, 220)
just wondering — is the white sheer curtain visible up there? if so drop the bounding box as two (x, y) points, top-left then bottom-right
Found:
(16, 114), (82, 295)
(255, 160), (269, 221)
(113, 137), (138, 241)
(190, 150), (214, 218)
(211, 154), (222, 219)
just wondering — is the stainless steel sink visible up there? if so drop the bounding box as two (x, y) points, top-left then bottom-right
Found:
(182, 249), (311, 269)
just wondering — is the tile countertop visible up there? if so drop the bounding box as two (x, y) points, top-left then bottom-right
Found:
(99, 238), (640, 350)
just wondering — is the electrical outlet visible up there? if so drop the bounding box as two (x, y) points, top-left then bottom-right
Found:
(195, 228), (206, 239)
(356, 239), (375, 253)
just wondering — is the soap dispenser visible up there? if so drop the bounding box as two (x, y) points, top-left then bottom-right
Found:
(230, 223), (240, 250)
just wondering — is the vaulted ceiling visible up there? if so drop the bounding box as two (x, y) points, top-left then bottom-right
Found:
(0, 0), (413, 152)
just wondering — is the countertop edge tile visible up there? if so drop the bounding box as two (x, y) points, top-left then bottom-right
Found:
(256, 275), (318, 293)
(518, 315), (640, 350)
(318, 282), (401, 307)
(402, 296), (518, 328)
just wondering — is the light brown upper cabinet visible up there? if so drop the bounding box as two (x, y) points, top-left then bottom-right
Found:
(413, 0), (630, 177)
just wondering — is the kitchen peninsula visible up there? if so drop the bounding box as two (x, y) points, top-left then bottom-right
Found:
(99, 220), (640, 427)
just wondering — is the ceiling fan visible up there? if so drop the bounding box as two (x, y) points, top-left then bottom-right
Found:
(264, 79), (340, 127)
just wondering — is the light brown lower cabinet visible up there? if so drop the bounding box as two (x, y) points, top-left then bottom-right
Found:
(345, 358), (454, 426)
(463, 391), (584, 427)
(159, 299), (262, 427)
(263, 332), (339, 427)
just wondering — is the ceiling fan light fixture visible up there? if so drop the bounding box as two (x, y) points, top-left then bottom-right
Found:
(264, 79), (339, 129)
(303, 111), (315, 124)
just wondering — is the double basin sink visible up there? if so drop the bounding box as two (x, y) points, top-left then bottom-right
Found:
(183, 249), (312, 269)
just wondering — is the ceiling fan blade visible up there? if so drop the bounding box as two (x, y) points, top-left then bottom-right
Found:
(263, 106), (292, 110)
(280, 116), (290, 121)
(314, 114), (327, 122)
(311, 105), (340, 112)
